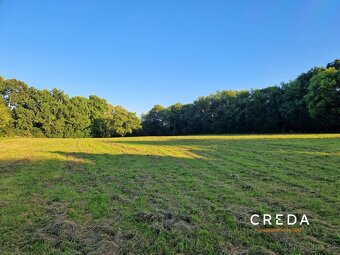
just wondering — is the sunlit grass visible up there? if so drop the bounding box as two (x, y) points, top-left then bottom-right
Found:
(0, 134), (339, 254)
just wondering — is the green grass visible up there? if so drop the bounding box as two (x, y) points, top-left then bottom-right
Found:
(0, 134), (339, 254)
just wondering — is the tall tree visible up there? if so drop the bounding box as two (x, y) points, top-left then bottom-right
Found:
(306, 67), (340, 131)
(88, 95), (110, 137)
(166, 103), (184, 135)
(106, 106), (141, 137)
(141, 105), (168, 135)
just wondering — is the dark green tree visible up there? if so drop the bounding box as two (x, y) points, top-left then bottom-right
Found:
(88, 95), (109, 137)
(141, 104), (168, 135)
(306, 68), (340, 131)
(166, 103), (184, 135)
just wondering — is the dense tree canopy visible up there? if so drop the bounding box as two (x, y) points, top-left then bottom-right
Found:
(1, 59), (339, 137)
(0, 76), (141, 137)
(142, 59), (340, 135)
(306, 67), (340, 130)
(106, 105), (142, 137)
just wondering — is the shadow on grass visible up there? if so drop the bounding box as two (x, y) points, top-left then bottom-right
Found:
(0, 147), (339, 254)
(0, 152), (224, 254)
(105, 137), (332, 147)
(105, 137), (340, 159)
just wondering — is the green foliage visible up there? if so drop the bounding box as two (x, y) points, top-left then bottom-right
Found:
(326, 59), (340, 69)
(306, 67), (340, 130)
(0, 76), (141, 137)
(1, 59), (339, 137)
(141, 105), (169, 135)
(142, 59), (340, 134)
(0, 99), (12, 132)
(106, 105), (141, 137)
(91, 118), (109, 138)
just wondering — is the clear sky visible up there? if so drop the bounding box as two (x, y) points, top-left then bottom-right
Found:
(0, 0), (339, 115)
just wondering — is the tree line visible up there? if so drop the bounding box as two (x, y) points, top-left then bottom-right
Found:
(1, 59), (339, 137)
(0, 79), (141, 137)
(142, 59), (340, 135)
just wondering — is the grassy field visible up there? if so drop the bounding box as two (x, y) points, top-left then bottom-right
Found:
(0, 134), (339, 254)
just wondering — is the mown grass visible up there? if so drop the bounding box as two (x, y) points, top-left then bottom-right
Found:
(0, 134), (339, 254)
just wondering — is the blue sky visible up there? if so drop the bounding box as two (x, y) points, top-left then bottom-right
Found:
(0, 0), (339, 115)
